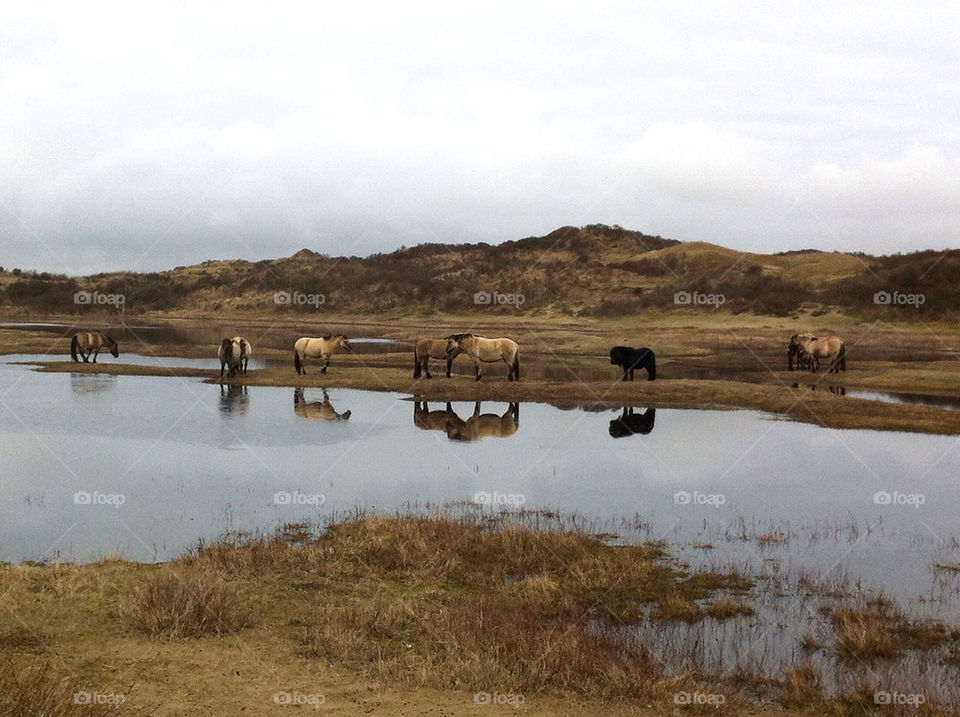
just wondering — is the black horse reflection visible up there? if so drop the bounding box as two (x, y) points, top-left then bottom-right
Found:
(414, 401), (519, 441)
(608, 407), (656, 437)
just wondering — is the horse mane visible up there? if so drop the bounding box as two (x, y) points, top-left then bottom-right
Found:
(447, 332), (474, 341)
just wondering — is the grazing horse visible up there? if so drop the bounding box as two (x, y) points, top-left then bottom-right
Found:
(230, 336), (252, 373)
(293, 387), (351, 420)
(70, 331), (119, 363)
(414, 401), (455, 430)
(445, 402), (519, 441)
(789, 334), (846, 373)
(413, 337), (461, 379)
(443, 333), (519, 381)
(609, 346), (656, 381)
(218, 337), (243, 378)
(608, 407), (657, 437)
(294, 335), (350, 375)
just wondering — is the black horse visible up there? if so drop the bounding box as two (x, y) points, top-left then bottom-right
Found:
(609, 346), (656, 381)
(609, 407), (656, 437)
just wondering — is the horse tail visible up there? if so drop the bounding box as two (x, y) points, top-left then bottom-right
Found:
(294, 349), (302, 374)
(838, 341), (847, 371)
(413, 348), (421, 378)
(70, 335), (79, 362)
(513, 351), (520, 380)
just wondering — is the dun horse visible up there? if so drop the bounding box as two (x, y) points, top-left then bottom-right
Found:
(70, 331), (119, 363)
(294, 335), (350, 375)
(443, 333), (519, 381)
(445, 402), (519, 441)
(230, 336), (252, 373)
(413, 337), (461, 378)
(218, 338), (244, 378)
(789, 334), (846, 373)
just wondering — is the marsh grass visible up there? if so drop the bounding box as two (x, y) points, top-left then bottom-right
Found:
(829, 603), (952, 660)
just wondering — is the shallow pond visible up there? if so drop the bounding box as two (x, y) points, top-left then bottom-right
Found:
(0, 354), (956, 600)
(4, 353), (960, 699)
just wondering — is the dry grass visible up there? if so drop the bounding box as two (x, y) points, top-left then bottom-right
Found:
(706, 597), (755, 620)
(0, 658), (118, 716)
(779, 664), (824, 709)
(829, 603), (950, 660)
(119, 570), (248, 638)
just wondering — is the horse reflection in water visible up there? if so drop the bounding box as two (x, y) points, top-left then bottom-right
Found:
(413, 401), (455, 431)
(444, 402), (519, 441)
(219, 384), (250, 414)
(608, 407), (656, 437)
(70, 372), (117, 395)
(294, 388), (351, 421)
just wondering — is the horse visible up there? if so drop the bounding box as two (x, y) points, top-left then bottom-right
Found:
(413, 337), (461, 379)
(608, 407), (657, 437)
(294, 335), (350, 375)
(230, 336), (252, 373)
(294, 387), (351, 420)
(443, 333), (519, 381)
(414, 401), (455, 430)
(70, 331), (119, 363)
(218, 337), (244, 378)
(609, 346), (656, 381)
(789, 333), (846, 373)
(445, 402), (519, 441)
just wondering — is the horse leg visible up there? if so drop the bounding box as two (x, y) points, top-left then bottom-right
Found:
(220, 362), (225, 377)
(622, 366), (628, 381)
(321, 357), (329, 374)
(503, 355), (514, 380)
(92, 349), (99, 363)
(474, 363), (481, 381)
(446, 359), (452, 378)
(629, 367), (635, 381)
(424, 358), (432, 379)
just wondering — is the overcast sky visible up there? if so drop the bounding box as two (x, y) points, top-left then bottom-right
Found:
(2, 2), (959, 275)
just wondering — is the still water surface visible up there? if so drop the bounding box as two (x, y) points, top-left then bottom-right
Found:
(1, 354), (958, 616)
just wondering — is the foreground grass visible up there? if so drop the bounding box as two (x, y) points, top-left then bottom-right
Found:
(1, 516), (957, 714)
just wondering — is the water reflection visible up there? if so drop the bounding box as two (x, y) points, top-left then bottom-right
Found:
(293, 387), (351, 420)
(70, 372), (117, 395)
(219, 384), (250, 414)
(608, 407), (656, 437)
(413, 401), (454, 431)
(444, 402), (519, 441)
(791, 383), (846, 395)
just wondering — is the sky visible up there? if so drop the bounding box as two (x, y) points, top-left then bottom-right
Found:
(2, 1), (959, 275)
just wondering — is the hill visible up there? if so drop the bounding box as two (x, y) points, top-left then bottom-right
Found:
(1, 224), (958, 318)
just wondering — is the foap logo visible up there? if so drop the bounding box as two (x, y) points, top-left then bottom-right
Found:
(473, 491), (526, 506)
(474, 691), (525, 706)
(74, 490), (125, 508)
(74, 291), (125, 307)
(274, 290), (325, 308)
(875, 690), (925, 707)
(673, 290), (725, 308)
(474, 290), (526, 308)
(274, 490), (326, 507)
(874, 290), (925, 308)
(873, 490), (925, 508)
(673, 490), (726, 508)
(273, 691), (325, 708)
(674, 691), (726, 707)
(74, 691), (126, 706)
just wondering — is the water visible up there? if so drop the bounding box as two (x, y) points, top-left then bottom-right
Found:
(4, 353), (960, 698)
